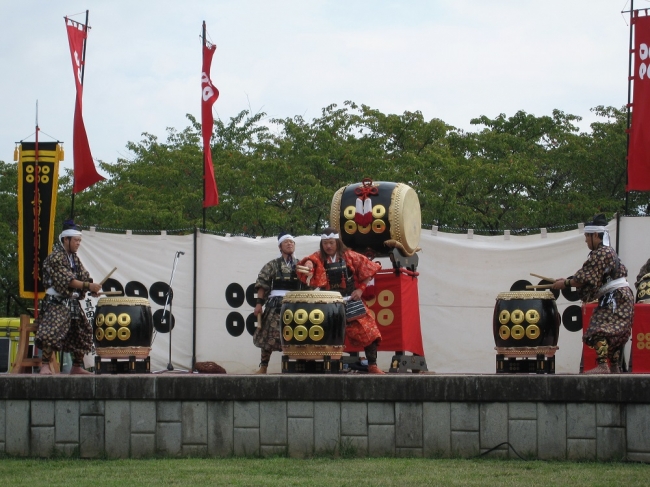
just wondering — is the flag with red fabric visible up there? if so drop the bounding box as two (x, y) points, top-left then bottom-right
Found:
(201, 38), (220, 207)
(628, 13), (650, 191)
(65, 18), (104, 194)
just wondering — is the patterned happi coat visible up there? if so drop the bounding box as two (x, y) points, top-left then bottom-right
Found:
(35, 245), (93, 354)
(299, 249), (382, 348)
(253, 256), (301, 352)
(574, 244), (634, 349)
(635, 258), (650, 289)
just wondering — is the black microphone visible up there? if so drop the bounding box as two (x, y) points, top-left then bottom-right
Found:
(177, 251), (185, 255)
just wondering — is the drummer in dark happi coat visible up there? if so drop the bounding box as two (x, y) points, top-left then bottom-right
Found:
(552, 214), (634, 374)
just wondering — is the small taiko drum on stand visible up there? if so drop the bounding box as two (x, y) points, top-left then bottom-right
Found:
(330, 180), (421, 259)
(93, 296), (153, 374)
(280, 291), (346, 373)
(493, 290), (560, 374)
(636, 273), (650, 303)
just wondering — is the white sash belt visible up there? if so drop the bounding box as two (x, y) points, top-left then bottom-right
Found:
(268, 289), (289, 298)
(595, 277), (630, 299)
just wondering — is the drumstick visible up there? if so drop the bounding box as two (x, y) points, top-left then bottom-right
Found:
(256, 313), (262, 328)
(99, 267), (118, 286)
(99, 291), (123, 296)
(530, 273), (556, 282)
(525, 284), (554, 290)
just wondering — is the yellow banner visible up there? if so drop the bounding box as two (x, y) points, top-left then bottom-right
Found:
(17, 142), (62, 298)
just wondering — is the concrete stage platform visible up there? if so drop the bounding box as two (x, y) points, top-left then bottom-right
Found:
(1, 374), (649, 461)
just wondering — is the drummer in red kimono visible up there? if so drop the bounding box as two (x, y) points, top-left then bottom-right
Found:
(297, 227), (385, 374)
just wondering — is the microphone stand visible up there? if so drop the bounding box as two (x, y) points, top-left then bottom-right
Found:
(153, 251), (188, 373)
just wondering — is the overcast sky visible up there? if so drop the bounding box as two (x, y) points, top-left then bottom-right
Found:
(0, 0), (637, 171)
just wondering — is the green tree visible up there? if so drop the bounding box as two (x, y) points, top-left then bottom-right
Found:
(0, 160), (32, 316)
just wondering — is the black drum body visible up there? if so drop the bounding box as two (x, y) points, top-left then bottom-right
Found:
(493, 291), (560, 348)
(637, 273), (650, 303)
(280, 291), (346, 360)
(330, 181), (421, 257)
(94, 297), (153, 359)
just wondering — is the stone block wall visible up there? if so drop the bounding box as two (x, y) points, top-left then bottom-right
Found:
(0, 375), (649, 461)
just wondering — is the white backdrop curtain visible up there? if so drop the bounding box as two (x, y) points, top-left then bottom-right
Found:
(77, 216), (649, 374)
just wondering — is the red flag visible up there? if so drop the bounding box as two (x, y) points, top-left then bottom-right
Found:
(65, 18), (104, 194)
(628, 14), (650, 191)
(201, 39), (220, 207)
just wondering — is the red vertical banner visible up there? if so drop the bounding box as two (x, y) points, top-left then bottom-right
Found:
(628, 14), (650, 191)
(201, 36), (220, 207)
(65, 18), (104, 194)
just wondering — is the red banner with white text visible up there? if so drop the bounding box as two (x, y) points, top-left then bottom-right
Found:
(65, 18), (104, 194)
(201, 40), (219, 207)
(628, 14), (650, 191)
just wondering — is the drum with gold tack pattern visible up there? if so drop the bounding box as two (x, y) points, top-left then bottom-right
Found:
(280, 291), (346, 360)
(330, 180), (421, 256)
(493, 291), (560, 348)
(94, 296), (153, 359)
(636, 273), (650, 303)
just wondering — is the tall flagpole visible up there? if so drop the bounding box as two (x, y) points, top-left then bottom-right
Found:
(33, 101), (40, 318)
(70, 9), (90, 220)
(202, 21), (207, 231)
(625, 0), (634, 216)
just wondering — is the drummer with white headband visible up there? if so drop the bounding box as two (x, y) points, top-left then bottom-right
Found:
(252, 231), (303, 374)
(35, 219), (102, 375)
(552, 214), (634, 374)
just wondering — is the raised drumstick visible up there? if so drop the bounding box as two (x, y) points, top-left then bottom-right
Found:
(99, 267), (118, 286)
(530, 273), (556, 282)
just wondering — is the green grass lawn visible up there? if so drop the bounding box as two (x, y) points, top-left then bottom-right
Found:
(0, 457), (648, 487)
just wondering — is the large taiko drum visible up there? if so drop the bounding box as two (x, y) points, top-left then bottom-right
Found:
(636, 273), (650, 303)
(280, 291), (346, 360)
(493, 291), (560, 348)
(94, 297), (153, 359)
(330, 180), (421, 256)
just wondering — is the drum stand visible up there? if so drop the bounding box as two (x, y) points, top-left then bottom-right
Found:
(153, 251), (188, 374)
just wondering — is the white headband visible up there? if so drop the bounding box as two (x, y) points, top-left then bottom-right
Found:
(278, 234), (295, 245)
(60, 229), (82, 239)
(584, 225), (610, 246)
(321, 232), (339, 240)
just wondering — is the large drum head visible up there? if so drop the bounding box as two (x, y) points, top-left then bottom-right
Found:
(391, 183), (421, 254)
